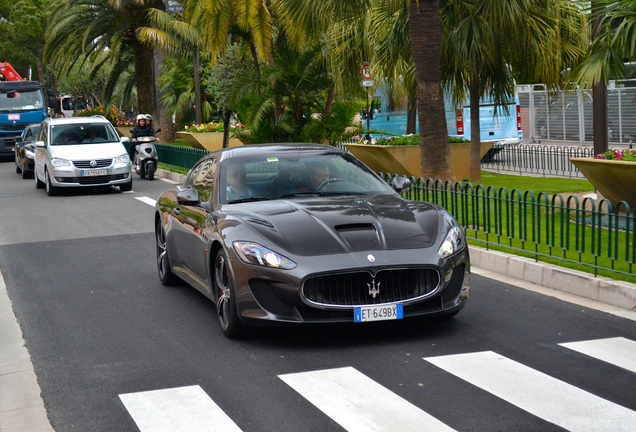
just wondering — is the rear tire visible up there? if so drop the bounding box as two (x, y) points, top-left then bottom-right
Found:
(22, 168), (30, 179)
(16, 162), (21, 174)
(214, 249), (243, 338)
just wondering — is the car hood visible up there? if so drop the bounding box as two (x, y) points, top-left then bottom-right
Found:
(49, 143), (126, 160)
(226, 195), (442, 255)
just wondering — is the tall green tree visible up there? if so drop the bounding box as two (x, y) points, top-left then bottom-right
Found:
(45, 0), (165, 116)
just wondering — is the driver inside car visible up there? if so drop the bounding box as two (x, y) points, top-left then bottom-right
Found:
(303, 163), (330, 191)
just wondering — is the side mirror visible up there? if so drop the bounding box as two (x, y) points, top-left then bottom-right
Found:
(35, 140), (45, 147)
(391, 176), (411, 193)
(176, 188), (201, 206)
(155, 128), (162, 134)
(120, 137), (131, 143)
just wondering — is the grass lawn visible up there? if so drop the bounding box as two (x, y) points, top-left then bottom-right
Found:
(465, 171), (594, 195)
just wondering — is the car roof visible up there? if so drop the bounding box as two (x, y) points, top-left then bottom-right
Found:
(45, 116), (111, 126)
(211, 143), (345, 161)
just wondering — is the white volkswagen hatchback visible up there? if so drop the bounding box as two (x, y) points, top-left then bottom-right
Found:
(33, 116), (133, 196)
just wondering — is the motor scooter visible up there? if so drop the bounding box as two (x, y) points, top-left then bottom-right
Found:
(131, 129), (161, 181)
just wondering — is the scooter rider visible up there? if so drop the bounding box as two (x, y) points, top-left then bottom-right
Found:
(130, 114), (153, 160)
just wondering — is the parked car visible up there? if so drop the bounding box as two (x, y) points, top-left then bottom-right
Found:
(33, 116), (132, 196)
(154, 144), (470, 338)
(14, 122), (41, 178)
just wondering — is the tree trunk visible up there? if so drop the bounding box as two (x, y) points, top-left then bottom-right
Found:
(407, 84), (417, 135)
(222, 110), (232, 148)
(131, 39), (154, 115)
(469, 75), (482, 182)
(409, 0), (455, 182)
(153, 49), (176, 142)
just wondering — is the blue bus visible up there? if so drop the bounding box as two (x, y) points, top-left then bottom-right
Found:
(363, 87), (524, 146)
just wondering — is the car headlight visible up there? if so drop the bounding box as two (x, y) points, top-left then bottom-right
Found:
(115, 154), (130, 164)
(233, 241), (297, 269)
(438, 226), (465, 259)
(25, 149), (35, 158)
(51, 158), (71, 167)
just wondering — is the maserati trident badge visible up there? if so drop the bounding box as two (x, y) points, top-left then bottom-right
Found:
(367, 278), (381, 298)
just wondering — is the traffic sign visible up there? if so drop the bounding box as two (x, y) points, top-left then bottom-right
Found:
(362, 80), (374, 87)
(361, 63), (372, 80)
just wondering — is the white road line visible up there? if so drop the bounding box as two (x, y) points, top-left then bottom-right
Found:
(279, 366), (455, 432)
(119, 385), (242, 432)
(136, 196), (156, 206)
(424, 351), (636, 432)
(560, 337), (636, 373)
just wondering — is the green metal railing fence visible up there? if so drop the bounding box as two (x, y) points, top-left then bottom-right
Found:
(154, 143), (635, 282)
(156, 144), (208, 174)
(386, 174), (635, 282)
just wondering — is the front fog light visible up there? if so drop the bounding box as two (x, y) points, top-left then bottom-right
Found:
(438, 226), (464, 259)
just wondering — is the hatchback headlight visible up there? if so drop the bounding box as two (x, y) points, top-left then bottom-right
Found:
(233, 241), (297, 269)
(51, 158), (71, 167)
(115, 154), (130, 164)
(438, 226), (464, 259)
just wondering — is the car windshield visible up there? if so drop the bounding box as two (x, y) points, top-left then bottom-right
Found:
(220, 151), (395, 204)
(0, 89), (44, 112)
(50, 123), (120, 145)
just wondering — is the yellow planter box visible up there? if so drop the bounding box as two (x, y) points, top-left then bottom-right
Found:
(115, 127), (132, 138)
(570, 157), (636, 209)
(344, 142), (494, 181)
(177, 132), (243, 151)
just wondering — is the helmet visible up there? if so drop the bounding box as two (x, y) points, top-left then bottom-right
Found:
(144, 114), (153, 121)
(136, 114), (145, 121)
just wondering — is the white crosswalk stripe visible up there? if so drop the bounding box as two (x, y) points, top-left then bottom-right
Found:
(119, 385), (242, 432)
(279, 366), (455, 432)
(135, 196), (156, 206)
(118, 338), (636, 431)
(559, 337), (636, 373)
(424, 350), (636, 432)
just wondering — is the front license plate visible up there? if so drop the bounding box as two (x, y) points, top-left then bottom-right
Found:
(354, 304), (403, 323)
(81, 169), (107, 177)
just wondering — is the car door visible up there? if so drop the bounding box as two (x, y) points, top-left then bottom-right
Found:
(33, 123), (49, 178)
(172, 157), (219, 291)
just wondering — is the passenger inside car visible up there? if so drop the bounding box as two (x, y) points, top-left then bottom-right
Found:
(226, 163), (254, 201)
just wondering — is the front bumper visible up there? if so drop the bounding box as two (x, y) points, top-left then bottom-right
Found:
(48, 162), (132, 187)
(230, 247), (470, 325)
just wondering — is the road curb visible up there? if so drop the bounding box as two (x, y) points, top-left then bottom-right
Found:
(470, 246), (636, 311)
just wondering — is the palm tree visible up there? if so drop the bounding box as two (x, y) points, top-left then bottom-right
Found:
(45, 0), (166, 116)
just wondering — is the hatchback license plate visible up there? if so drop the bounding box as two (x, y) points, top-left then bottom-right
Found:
(82, 169), (107, 177)
(354, 304), (403, 323)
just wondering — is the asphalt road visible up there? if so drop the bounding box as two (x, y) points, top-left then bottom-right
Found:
(1, 160), (635, 432)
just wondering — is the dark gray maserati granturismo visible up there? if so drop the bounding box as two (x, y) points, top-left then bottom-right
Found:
(155, 144), (470, 337)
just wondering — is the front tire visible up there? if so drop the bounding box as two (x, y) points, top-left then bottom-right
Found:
(35, 169), (44, 189)
(147, 162), (155, 181)
(45, 169), (58, 196)
(120, 178), (133, 192)
(156, 221), (178, 285)
(214, 249), (243, 338)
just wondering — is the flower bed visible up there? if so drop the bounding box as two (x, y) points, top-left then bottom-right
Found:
(594, 148), (636, 161)
(183, 122), (245, 133)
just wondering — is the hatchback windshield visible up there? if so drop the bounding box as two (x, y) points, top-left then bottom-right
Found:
(49, 123), (120, 145)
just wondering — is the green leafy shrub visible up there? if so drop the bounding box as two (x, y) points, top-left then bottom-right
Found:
(372, 134), (470, 146)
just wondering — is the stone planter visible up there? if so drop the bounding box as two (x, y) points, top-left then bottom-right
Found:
(570, 157), (636, 209)
(116, 127), (133, 138)
(344, 142), (494, 181)
(176, 132), (243, 151)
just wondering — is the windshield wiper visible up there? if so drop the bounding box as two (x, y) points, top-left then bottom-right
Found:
(227, 196), (271, 204)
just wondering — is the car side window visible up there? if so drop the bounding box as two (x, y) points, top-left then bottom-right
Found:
(186, 158), (217, 203)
